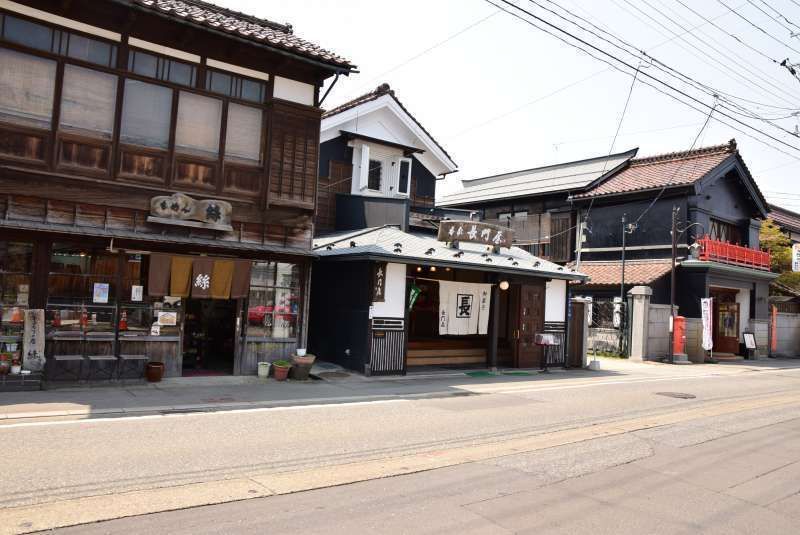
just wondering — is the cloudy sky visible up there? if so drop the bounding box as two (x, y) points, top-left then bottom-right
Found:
(222, 0), (800, 207)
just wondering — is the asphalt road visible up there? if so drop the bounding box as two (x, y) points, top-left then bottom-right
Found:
(2, 359), (800, 533)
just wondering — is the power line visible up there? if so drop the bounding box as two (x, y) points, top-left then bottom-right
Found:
(530, 0), (800, 136)
(633, 102), (718, 226)
(745, 0), (800, 35)
(495, 0), (800, 152)
(338, 9), (500, 100)
(715, 0), (800, 56)
(615, 0), (799, 107)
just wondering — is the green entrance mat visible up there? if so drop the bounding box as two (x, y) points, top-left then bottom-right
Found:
(464, 371), (498, 378)
(502, 371), (534, 376)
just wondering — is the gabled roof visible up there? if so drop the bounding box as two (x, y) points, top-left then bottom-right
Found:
(768, 204), (800, 234)
(131, 0), (355, 71)
(571, 259), (673, 287)
(322, 83), (457, 171)
(573, 140), (732, 198)
(437, 148), (638, 207)
(313, 226), (586, 281)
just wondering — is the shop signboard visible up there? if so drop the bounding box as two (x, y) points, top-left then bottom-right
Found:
(436, 220), (514, 247)
(372, 262), (387, 303)
(701, 297), (713, 351)
(23, 309), (45, 372)
(793, 243), (800, 272)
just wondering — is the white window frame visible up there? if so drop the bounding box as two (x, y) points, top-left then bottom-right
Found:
(396, 157), (412, 197)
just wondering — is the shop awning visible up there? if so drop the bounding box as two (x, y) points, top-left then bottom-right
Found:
(313, 226), (587, 281)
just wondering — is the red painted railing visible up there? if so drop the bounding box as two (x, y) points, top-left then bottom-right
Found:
(696, 236), (771, 271)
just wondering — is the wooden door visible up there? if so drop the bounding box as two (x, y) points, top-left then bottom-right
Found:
(712, 291), (740, 354)
(515, 283), (545, 368)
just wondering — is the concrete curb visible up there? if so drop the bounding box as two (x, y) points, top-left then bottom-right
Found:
(0, 390), (469, 423)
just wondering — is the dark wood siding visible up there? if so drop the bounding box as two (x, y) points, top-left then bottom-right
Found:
(268, 103), (321, 208)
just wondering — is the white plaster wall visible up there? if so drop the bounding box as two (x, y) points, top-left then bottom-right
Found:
(371, 262), (406, 319)
(647, 304), (673, 358)
(273, 76), (315, 106)
(545, 279), (567, 322)
(775, 313), (800, 357)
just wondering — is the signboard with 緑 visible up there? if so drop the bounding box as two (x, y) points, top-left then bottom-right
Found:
(793, 243), (800, 272)
(372, 262), (387, 303)
(437, 220), (514, 247)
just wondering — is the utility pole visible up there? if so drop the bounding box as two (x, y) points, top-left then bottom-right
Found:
(669, 205), (679, 364)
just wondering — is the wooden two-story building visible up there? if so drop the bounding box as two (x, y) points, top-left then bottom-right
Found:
(0, 0), (354, 383)
(441, 140), (776, 358)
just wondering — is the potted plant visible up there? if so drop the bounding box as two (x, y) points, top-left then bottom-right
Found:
(10, 357), (22, 375)
(145, 361), (165, 382)
(272, 359), (291, 381)
(0, 353), (10, 375)
(291, 352), (316, 380)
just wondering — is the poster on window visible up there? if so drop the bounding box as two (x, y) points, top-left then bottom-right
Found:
(438, 280), (491, 335)
(701, 297), (713, 351)
(93, 282), (109, 304)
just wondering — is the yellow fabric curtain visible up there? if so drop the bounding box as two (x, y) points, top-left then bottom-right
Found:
(170, 256), (193, 297)
(211, 260), (234, 299)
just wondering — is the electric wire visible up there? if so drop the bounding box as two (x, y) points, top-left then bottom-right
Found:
(745, 0), (800, 35)
(487, 0), (800, 156)
(714, 0), (800, 56)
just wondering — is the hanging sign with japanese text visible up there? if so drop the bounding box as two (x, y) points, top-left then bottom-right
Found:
(437, 220), (514, 247)
(23, 309), (45, 372)
(372, 262), (387, 303)
(793, 243), (800, 272)
(701, 297), (713, 351)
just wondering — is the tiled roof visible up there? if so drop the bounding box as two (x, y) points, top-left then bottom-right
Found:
(323, 83), (456, 166)
(132, 0), (355, 70)
(571, 259), (673, 287)
(314, 226), (586, 281)
(439, 148), (638, 207)
(768, 204), (800, 234)
(573, 140), (738, 199)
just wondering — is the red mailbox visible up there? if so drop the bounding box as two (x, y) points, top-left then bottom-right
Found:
(673, 315), (687, 356)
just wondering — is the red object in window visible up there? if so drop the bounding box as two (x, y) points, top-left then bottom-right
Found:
(119, 310), (128, 331)
(696, 236), (771, 271)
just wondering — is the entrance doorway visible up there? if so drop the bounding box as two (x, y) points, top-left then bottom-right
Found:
(182, 299), (238, 376)
(512, 283), (545, 368)
(711, 288), (740, 354)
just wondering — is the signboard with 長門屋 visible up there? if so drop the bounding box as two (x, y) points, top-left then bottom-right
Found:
(437, 220), (514, 247)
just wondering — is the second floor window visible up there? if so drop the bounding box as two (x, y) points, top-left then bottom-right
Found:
(0, 48), (56, 129)
(60, 65), (117, 139)
(175, 91), (222, 158)
(710, 219), (743, 244)
(368, 159), (382, 191)
(120, 79), (173, 149)
(225, 103), (262, 164)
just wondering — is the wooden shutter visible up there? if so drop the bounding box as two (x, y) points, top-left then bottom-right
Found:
(358, 144), (370, 190)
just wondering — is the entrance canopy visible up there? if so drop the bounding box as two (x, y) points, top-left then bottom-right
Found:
(313, 225), (587, 281)
(148, 254), (252, 299)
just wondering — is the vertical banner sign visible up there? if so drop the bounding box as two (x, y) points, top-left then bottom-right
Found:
(23, 309), (46, 372)
(793, 243), (800, 272)
(408, 284), (421, 311)
(701, 298), (714, 351)
(771, 304), (778, 352)
(372, 262), (387, 303)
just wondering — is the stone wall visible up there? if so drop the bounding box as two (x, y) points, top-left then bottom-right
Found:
(647, 304), (673, 359)
(775, 313), (800, 357)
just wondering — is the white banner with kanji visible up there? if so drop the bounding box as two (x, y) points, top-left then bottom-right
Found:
(438, 281), (491, 335)
(701, 297), (714, 351)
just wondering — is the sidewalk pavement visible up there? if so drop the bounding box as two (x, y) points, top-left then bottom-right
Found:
(2, 358), (798, 422)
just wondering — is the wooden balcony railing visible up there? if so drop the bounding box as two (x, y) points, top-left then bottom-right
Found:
(696, 236), (771, 271)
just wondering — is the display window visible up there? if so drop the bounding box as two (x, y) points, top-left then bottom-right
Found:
(246, 262), (300, 340)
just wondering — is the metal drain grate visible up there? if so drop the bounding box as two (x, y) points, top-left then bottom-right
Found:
(655, 392), (696, 399)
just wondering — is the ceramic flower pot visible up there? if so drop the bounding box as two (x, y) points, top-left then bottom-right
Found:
(145, 362), (165, 382)
(292, 354), (316, 367)
(273, 364), (290, 381)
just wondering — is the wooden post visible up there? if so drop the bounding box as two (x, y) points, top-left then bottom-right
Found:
(488, 280), (500, 371)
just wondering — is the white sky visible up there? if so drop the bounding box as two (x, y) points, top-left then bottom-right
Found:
(221, 0), (800, 208)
